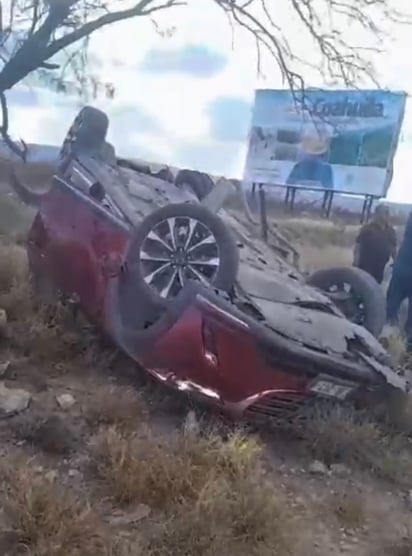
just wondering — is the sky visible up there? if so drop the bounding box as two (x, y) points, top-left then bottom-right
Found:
(4, 0), (412, 202)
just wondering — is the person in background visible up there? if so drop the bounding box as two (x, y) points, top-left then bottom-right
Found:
(386, 209), (412, 345)
(353, 205), (397, 284)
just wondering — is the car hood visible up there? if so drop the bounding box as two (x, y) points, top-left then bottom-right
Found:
(247, 294), (407, 390)
(252, 297), (381, 357)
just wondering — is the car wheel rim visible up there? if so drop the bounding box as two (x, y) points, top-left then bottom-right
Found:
(139, 216), (220, 298)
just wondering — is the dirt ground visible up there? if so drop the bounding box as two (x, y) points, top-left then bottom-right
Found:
(0, 165), (412, 556)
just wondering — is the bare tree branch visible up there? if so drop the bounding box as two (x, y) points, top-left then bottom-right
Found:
(0, 92), (27, 160)
(29, 0), (41, 36)
(44, 0), (185, 60)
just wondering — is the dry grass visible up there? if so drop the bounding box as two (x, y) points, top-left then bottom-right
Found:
(10, 414), (78, 455)
(300, 404), (412, 485)
(0, 458), (111, 556)
(4, 300), (88, 366)
(380, 325), (407, 367)
(0, 194), (34, 236)
(0, 240), (37, 340)
(21, 304), (87, 363)
(0, 240), (33, 321)
(0, 240), (88, 364)
(0, 240), (34, 319)
(278, 218), (356, 271)
(281, 218), (359, 249)
(368, 388), (412, 437)
(89, 425), (261, 509)
(84, 384), (148, 430)
(301, 404), (383, 464)
(299, 244), (353, 272)
(0, 241), (28, 291)
(279, 216), (402, 273)
(144, 475), (291, 556)
(89, 425), (294, 554)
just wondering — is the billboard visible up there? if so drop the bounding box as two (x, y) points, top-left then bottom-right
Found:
(243, 89), (407, 197)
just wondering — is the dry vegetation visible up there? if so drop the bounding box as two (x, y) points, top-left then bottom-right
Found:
(0, 187), (412, 555)
(0, 460), (110, 556)
(300, 404), (412, 485)
(276, 217), (357, 271)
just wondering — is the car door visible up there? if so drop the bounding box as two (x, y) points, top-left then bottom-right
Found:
(30, 176), (80, 297)
(62, 179), (129, 323)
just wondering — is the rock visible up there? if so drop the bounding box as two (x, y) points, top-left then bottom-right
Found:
(330, 463), (351, 477)
(109, 504), (151, 527)
(45, 470), (58, 483)
(56, 393), (76, 410)
(0, 309), (7, 336)
(308, 460), (328, 476)
(0, 382), (30, 417)
(68, 469), (81, 478)
(294, 496), (306, 507)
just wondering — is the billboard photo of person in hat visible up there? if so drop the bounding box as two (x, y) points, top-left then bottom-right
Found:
(286, 123), (334, 189)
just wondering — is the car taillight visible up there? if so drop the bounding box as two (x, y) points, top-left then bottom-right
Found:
(201, 320), (219, 366)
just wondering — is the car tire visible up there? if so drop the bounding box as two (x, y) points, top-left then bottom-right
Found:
(175, 169), (214, 201)
(59, 106), (109, 164)
(124, 202), (239, 308)
(306, 266), (386, 337)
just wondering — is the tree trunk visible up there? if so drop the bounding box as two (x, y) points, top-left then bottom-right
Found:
(0, 47), (45, 92)
(0, 7), (69, 93)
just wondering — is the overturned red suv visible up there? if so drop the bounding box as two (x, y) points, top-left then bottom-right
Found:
(11, 106), (409, 422)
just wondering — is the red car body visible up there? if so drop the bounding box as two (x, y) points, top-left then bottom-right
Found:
(11, 105), (406, 424)
(23, 170), (407, 423)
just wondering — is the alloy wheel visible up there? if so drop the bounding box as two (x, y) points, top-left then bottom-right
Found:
(139, 216), (220, 298)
